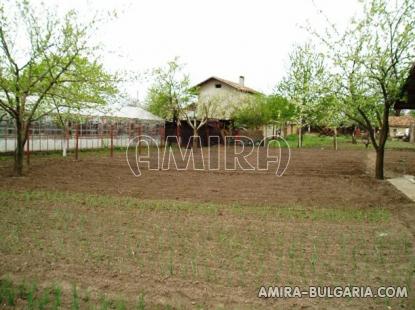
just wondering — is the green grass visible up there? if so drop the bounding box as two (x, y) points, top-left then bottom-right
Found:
(271, 133), (415, 150)
(0, 278), (150, 310)
(282, 134), (352, 149)
(0, 190), (391, 223)
(0, 190), (412, 308)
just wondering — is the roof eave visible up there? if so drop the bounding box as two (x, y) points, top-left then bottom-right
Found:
(193, 76), (260, 94)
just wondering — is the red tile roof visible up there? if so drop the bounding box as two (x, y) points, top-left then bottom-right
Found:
(389, 115), (415, 127)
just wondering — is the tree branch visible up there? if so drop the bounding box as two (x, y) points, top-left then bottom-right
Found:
(26, 50), (80, 124)
(0, 26), (19, 75)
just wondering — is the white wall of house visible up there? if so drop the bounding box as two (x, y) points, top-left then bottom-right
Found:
(390, 127), (409, 137)
(197, 80), (254, 120)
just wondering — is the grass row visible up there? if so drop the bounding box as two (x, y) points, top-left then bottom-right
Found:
(0, 190), (412, 308)
(0, 190), (390, 223)
(0, 278), (150, 310)
(271, 133), (415, 150)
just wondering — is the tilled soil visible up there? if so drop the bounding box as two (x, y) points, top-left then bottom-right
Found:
(0, 148), (411, 208)
(0, 147), (415, 309)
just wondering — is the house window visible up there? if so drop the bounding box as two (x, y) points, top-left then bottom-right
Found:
(215, 83), (222, 88)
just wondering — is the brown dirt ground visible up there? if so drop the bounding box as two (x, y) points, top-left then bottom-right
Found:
(0, 147), (414, 309)
(0, 147), (412, 208)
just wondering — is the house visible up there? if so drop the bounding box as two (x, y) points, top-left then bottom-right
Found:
(166, 76), (261, 146)
(389, 115), (415, 139)
(193, 76), (296, 138)
(193, 76), (259, 120)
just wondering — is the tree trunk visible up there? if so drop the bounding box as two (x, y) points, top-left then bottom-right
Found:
(333, 127), (338, 150)
(375, 147), (384, 180)
(219, 128), (226, 145)
(373, 105), (390, 180)
(351, 126), (357, 144)
(14, 120), (27, 176)
(193, 128), (199, 149)
(176, 122), (181, 146)
(298, 126), (302, 148)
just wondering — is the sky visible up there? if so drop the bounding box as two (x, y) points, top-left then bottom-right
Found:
(39, 0), (362, 100)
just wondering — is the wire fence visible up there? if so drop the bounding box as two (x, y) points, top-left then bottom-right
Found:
(0, 119), (165, 154)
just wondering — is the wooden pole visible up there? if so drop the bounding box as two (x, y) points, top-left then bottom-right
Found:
(66, 126), (70, 154)
(206, 123), (209, 147)
(75, 124), (79, 160)
(175, 124), (179, 145)
(110, 124), (114, 158)
(159, 125), (164, 148)
(128, 121), (131, 139)
(298, 125), (302, 148)
(62, 126), (67, 157)
(177, 124), (181, 146)
(333, 127), (338, 150)
(5, 119), (8, 152)
(39, 123), (42, 152)
(138, 125), (141, 155)
(26, 126), (30, 165)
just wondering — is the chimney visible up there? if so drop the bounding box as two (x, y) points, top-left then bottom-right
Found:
(239, 76), (245, 87)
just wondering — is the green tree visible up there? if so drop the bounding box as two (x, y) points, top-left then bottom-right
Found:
(265, 94), (296, 136)
(233, 94), (269, 129)
(312, 0), (415, 179)
(277, 43), (326, 147)
(233, 94), (295, 137)
(315, 95), (347, 150)
(146, 57), (192, 124)
(0, 1), (119, 176)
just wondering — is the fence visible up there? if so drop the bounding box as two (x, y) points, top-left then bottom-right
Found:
(0, 119), (165, 155)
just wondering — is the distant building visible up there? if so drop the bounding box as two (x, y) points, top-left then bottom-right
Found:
(389, 115), (415, 139)
(0, 103), (165, 153)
